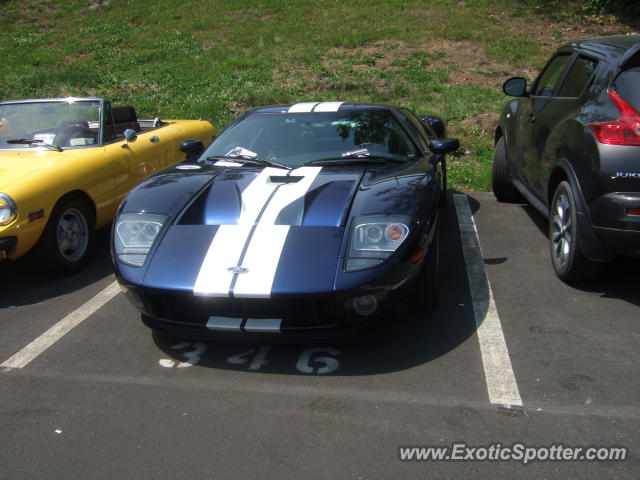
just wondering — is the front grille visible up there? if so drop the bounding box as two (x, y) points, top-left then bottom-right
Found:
(146, 292), (336, 327)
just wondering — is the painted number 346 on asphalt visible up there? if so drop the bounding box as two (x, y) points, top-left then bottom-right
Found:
(159, 343), (341, 374)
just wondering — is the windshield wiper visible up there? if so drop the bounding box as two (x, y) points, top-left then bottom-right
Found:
(204, 155), (291, 170)
(6, 138), (62, 152)
(305, 155), (406, 166)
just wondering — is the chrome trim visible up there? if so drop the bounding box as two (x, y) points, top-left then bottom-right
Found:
(0, 192), (18, 225)
(0, 144), (102, 152)
(0, 97), (104, 105)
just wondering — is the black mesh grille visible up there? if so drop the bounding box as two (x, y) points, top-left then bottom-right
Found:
(146, 292), (336, 327)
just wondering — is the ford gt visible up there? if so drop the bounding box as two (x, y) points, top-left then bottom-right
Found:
(113, 102), (459, 340)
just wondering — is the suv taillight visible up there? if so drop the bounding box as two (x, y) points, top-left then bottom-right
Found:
(589, 89), (640, 146)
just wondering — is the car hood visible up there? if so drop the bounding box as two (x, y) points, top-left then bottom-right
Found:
(143, 165), (363, 295)
(0, 150), (56, 192)
(133, 161), (436, 296)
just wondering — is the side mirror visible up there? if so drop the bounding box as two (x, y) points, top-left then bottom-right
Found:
(123, 129), (137, 142)
(428, 138), (460, 155)
(503, 77), (528, 97)
(180, 139), (204, 163)
(420, 115), (446, 138)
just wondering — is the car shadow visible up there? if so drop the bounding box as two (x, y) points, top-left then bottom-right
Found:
(151, 192), (484, 376)
(519, 200), (640, 307)
(0, 226), (114, 308)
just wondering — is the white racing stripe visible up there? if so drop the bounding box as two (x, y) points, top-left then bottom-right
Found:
(259, 166), (321, 225)
(453, 194), (522, 408)
(232, 224), (290, 298)
(313, 101), (344, 112)
(1, 281), (121, 370)
(194, 166), (322, 298)
(233, 166), (321, 297)
(237, 167), (288, 225)
(288, 102), (320, 113)
(193, 225), (253, 296)
(287, 102), (343, 113)
(194, 167), (285, 296)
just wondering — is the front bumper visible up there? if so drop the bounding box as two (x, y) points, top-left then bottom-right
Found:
(589, 193), (640, 257)
(120, 282), (406, 342)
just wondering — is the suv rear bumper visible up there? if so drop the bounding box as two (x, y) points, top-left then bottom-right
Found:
(589, 193), (640, 257)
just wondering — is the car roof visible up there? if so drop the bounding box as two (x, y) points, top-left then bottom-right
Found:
(566, 35), (640, 65)
(248, 103), (399, 114)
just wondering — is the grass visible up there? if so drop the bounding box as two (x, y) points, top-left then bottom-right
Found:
(0, 0), (636, 191)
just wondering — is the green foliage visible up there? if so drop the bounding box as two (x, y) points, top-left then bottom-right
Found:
(584, 0), (640, 17)
(0, 0), (634, 190)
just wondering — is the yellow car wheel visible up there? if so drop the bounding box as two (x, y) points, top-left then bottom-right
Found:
(36, 194), (95, 273)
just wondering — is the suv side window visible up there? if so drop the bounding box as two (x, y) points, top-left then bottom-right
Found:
(533, 53), (572, 97)
(557, 56), (598, 97)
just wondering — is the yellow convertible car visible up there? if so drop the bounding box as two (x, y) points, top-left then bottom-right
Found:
(0, 97), (215, 271)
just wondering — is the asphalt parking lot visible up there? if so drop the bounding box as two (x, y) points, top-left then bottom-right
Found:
(1, 192), (638, 479)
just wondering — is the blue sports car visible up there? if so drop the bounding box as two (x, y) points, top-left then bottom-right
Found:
(112, 102), (459, 341)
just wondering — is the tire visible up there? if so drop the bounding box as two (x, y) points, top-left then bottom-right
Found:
(409, 228), (439, 310)
(549, 181), (603, 283)
(492, 136), (521, 202)
(35, 195), (95, 273)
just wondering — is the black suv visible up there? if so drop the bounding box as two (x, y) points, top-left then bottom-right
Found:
(493, 35), (640, 282)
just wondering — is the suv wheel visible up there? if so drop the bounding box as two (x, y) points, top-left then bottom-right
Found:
(549, 181), (602, 282)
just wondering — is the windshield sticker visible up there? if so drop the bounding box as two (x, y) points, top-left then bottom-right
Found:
(33, 133), (56, 144)
(215, 160), (244, 167)
(69, 137), (95, 146)
(226, 146), (258, 158)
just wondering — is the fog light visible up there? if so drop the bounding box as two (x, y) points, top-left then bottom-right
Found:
(352, 294), (378, 316)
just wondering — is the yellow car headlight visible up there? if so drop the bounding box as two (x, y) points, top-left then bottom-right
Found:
(0, 193), (17, 226)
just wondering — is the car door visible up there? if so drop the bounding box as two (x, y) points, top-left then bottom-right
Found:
(517, 52), (574, 201)
(523, 53), (598, 203)
(102, 112), (173, 202)
(537, 54), (599, 199)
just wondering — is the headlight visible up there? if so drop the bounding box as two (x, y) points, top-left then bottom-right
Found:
(0, 193), (17, 226)
(345, 214), (411, 272)
(114, 212), (168, 267)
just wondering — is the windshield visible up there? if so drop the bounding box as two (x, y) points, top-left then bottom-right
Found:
(0, 100), (101, 149)
(202, 110), (419, 167)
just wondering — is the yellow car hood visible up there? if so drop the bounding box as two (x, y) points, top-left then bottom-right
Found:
(0, 150), (56, 192)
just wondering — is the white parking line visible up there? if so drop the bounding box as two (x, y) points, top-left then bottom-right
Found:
(453, 194), (523, 408)
(1, 280), (121, 370)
